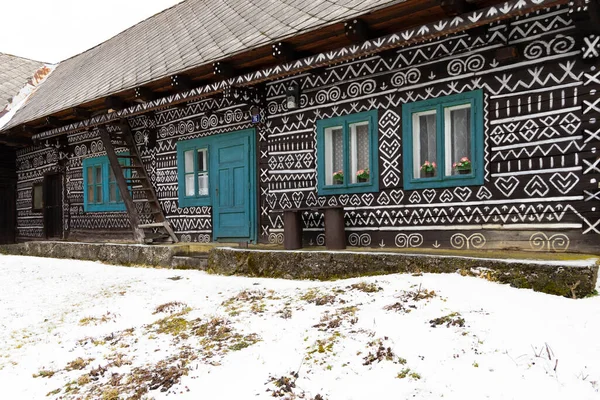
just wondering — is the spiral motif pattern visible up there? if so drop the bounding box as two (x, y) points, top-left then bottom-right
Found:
(529, 232), (570, 252)
(268, 233), (284, 245)
(394, 233), (423, 248)
(348, 233), (371, 247)
(391, 68), (421, 87)
(347, 82), (362, 97)
(268, 101), (279, 114)
(524, 36), (575, 59)
(316, 234), (326, 246)
(529, 232), (547, 251)
(450, 233), (486, 249)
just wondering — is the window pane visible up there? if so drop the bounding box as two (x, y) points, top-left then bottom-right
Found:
(33, 184), (43, 210)
(86, 167), (93, 185)
(324, 126), (344, 185)
(198, 149), (208, 172)
(184, 150), (194, 173)
(349, 122), (370, 184)
(185, 174), (195, 196)
(87, 185), (94, 203)
(412, 111), (437, 179)
(445, 105), (472, 176)
(95, 185), (103, 204)
(109, 182), (117, 203)
(95, 166), (102, 185)
(198, 173), (209, 196)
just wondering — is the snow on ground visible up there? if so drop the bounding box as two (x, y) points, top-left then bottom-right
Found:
(0, 255), (599, 400)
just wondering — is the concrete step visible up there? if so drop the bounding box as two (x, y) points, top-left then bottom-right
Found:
(171, 255), (208, 270)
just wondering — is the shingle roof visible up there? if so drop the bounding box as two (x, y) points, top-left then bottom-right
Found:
(3, 0), (402, 130)
(0, 53), (45, 113)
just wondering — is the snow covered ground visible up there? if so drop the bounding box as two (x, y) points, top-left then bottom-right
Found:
(0, 254), (599, 400)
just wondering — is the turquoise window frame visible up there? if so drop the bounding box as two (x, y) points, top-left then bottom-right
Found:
(177, 137), (212, 208)
(402, 90), (484, 190)
(316, 110), (379, 195)
(82, 154), (130, 212)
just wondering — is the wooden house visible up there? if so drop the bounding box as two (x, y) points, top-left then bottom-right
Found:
(0, 53), (50, 244)
(1, 0), (599, 252)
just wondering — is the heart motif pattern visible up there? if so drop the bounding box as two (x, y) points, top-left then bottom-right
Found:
(292, 192), (304, 208)
(494, 176), (519, 197)
(453, 187), (472, 202)
(439, 189), (454, 203)
(422, 189), (436, 204)
(266, 193), (277, 209)
(390, 189), (404, 204)
(549, 172), (579, 194)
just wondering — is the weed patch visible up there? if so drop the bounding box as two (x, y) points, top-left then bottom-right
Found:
(429, 312), (465, 328)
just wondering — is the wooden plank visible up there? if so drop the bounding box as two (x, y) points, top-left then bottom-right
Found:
(97, 125), (145, 243)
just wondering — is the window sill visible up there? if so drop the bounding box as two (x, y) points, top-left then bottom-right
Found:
(84, 203), (127, 212)
(179, 196), (211, 208)
(318, 181), (379, 196)
(403, 175), (483, 190)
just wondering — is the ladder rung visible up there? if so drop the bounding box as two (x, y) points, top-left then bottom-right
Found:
(139, 222), (167, 229)
(132, 187), (154, 191)
(117, 155), (137, 159)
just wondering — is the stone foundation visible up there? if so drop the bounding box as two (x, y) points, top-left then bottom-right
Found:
(208, 248), (599, 298)
(1, 242), (597, 298)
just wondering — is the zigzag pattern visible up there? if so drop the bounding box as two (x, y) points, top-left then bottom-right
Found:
(491, 140), (585, 161)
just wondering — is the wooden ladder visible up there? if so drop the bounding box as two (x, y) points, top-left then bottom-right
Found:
(98, 121), (178, 244)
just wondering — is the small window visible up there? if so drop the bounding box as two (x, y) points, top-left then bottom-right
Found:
(402, 90), (483, 190)
(32, 182), (43, 212)
(178, 138), (211, 207)
(82, 154), (130, 212)
(317, 110), (379, 195)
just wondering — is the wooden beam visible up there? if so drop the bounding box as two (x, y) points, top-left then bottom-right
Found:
(272, 42), (298, 62)
(170, 75), (193, 92)
(105, 96), (125, 111)
(439, 0), (472, 17)
(45, 116), (60, 127)
(344, 18), (371, 42)
(213, 61), (234, 78)
(71, 107), (91, 120)
(134, 86), (156, 102)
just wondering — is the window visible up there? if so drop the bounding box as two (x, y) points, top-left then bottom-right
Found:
(402, 90), (484, 190)
(316, 110), (379, 195)
(32, 182), (43, 212)
(178, 137), (211, 207)
(82, 154), (129, 212)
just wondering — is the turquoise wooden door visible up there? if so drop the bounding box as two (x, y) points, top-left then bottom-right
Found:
(211, 129), (256, 241)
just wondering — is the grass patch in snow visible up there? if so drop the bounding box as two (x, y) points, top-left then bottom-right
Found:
(65, 357), (94, 371)
(33, 369), (56, 378)
(348, 281), (382, 293)
(300, 288), (340, 306)
(362, 338), (404, 366)
(79, 311), (117, 326)
(384, 286), (437, 313)
(429, 312), (465, 328)
(313, 306), (358, 331)
(153, 301), (190, 315)
(397, 368), (421, 380)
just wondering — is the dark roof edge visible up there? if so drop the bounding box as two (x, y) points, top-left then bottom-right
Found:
(0, 52), (50, 66)
(29, 0), (566, 142)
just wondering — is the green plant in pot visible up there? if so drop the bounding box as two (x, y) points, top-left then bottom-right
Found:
(453, 157), (471, 174)
(420, 161), (436, 178)
(333, 170), (344, 185)
(356, 168), (369, 183)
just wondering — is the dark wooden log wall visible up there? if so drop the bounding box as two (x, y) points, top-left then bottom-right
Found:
(13, 4), (600, 252)
(259, 4), (600, 253)
(0, 145), (16, 244)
